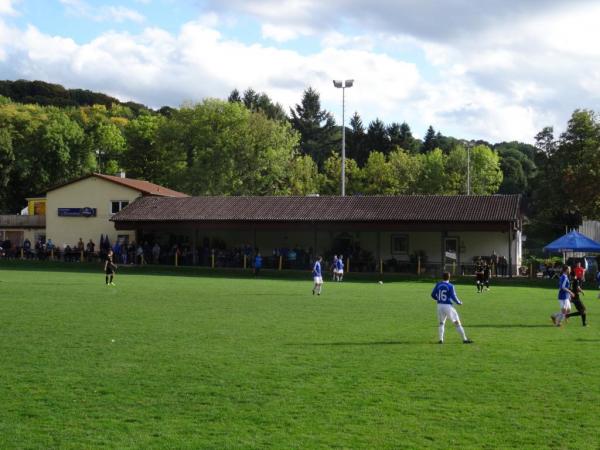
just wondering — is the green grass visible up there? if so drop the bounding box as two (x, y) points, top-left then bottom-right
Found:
(1, 264), (600, 449)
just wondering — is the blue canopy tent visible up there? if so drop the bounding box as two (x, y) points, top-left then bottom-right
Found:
(543, 230), (600, 253)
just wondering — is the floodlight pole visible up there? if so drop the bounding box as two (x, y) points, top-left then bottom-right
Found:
(333, 79), (354, 196)
(466, 143), (471, 195)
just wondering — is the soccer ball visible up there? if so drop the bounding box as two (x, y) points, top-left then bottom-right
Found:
(378, 281), (383, 285)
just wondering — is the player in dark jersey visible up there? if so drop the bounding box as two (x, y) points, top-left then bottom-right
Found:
(483, 263), (491, 291)
(475, 260), (484, 293)
(104, 248), (117, 286)
(566, 275), (587, 326)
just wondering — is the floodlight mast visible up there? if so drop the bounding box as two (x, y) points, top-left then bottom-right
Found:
(333, 79), (354, 196)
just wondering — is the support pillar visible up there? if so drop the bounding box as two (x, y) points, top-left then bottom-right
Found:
(192, 228), (198, 265)
(440, 231), (446, 273)
(376, 231), (381, 273)
(508, 223), (513, 278)
(313, 223), (318, 259)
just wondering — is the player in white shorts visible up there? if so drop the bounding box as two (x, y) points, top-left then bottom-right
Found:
(335, 255), (344, 281)
(312, 256), (323, 296)
(431, 272), (473, 344)
(551, 265), (573, 326)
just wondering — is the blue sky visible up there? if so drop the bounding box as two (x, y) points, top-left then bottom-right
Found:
(1, 0), (600, 142)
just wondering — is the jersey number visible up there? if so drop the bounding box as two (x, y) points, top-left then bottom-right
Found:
(439, 290), (447, 301)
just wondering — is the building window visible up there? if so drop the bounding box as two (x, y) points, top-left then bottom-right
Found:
(391, 234), (409, 255)
(111, 201), (130, 214)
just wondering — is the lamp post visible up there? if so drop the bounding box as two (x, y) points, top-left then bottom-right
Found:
(465, 142), (471, 195)
(95, 149), (105, 173)
(333, 79), (354, 196)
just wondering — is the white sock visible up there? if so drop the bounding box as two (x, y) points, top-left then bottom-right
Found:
(438, 323), (445, 341)
(456, 324), (467, 341)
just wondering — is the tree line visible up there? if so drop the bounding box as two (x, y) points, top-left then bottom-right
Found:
(0, 80), (598, 248)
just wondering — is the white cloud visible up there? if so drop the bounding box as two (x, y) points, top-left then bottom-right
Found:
(104, 6), (145, 24)
(59, 0), (145, 24)
(2, 0), (600, 143)
(0, 0), (20, 16)
(261, 24), (300, 42)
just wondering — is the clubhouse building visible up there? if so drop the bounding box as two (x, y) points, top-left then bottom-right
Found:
(1, 173), (188, 252)
(111, 194), (523, 275)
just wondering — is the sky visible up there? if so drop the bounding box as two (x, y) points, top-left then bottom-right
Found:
(0, 0), (599, 143)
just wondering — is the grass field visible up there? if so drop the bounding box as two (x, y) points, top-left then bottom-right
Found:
(1, 263), (600, 449)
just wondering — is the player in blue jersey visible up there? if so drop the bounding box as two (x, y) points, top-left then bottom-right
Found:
(431, 272), (473, 344)
(596, 270), (600, 289)
(335, 255), (344, 282)
(551, 265), (574, 326)
(331, 255), (338, 281)
(312, 256), (323, 295)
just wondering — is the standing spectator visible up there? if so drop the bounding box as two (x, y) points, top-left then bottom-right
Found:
(499, 256), (507, 277)
(136, 244), (145, 264)
(491, 251), (498, 276)
(23, 238), (31, 258)
(113, 241), (122, 264)
(573, 261), (585, 283)
(152, 243), (161, 264)
(128, 242), (136, 265)
(254, 252), (263, 275)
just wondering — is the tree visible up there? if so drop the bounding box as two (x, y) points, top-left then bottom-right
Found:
(346, 112), (367, 165)
(422, 125), (437, 153)
(534, 126), (557, 156)
(290, 87), (338, 169)
(444, 145), (469, 194)
(228, 89), (242, 103)
(89, 121), (126, 174)
(362, 151), (397, 194)
(498, 157), (527, 194)
(469, 144), (503, 194)
(234, 87), (287, 121)
(397, 122), (419, 153)
(388, 148), (422, 194)
(365, 118), (390, 157)
(0, 127), (14, 210)
(163, 99), (300, 195)
(287, 155), (320, 195)
(555, 110), (600, 218)
(321, 151), (363, 195)
(414, 148), (446, 193)
(122, 114), (173, 183)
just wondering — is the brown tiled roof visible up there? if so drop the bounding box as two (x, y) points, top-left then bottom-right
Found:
(46, 173), (189, 198)
(111, 195), (521, 223)
(93, 174), (189, 198)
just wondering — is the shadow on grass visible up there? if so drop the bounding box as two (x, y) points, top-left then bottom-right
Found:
(467, 324), (549, 328)
(575, 338), (600, 342)
(285, 340), (433, 346)
(0, 259), (561, 287)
